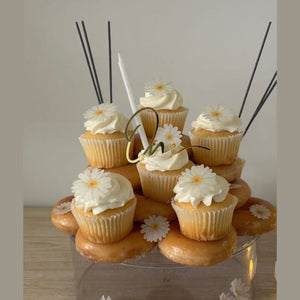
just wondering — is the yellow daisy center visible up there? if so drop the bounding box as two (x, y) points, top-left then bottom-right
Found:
(165, 133), (173, 141)
(152, 223), (159, 231)
(212, 111), (221, 117)
(192, 176), (202, 184)
(156, 84), (164, 91)
(95, 110), (104, 115)
(87, 179), (99, 188)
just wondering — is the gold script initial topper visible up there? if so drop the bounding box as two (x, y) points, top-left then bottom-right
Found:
(125, 107), (210, 163)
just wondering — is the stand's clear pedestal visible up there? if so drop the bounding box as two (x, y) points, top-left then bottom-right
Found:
(70, 236), (258, 300)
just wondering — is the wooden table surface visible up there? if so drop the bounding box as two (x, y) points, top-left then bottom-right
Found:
(24, 208), (276, 300)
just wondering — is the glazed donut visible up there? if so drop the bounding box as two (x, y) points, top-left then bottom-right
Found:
(87, 163), (141, 191)
(158, 222), (237, 267)
(133, 134), (193, 159)
(75, 226), (156, 263)
(134, 193), (177, 223)
(209, 158), (245, 183)
(51, 196), (79, 235)
(232, 197), (276, 236)
(229, 178), (251, 209)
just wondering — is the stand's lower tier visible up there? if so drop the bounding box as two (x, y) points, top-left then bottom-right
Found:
(71, 235), (258, 300)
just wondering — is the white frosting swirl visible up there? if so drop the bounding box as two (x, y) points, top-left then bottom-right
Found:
(83, 104), (129, 134)
(173, 165), (230, 207)
(141, 146), (189, 171)
(84, 112), (128, 134)
(74, 173), (134, 215)
(139, 90), (183, 110)
(191, 105), (242, 132)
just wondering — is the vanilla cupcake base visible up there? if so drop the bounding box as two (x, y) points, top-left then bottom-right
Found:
(71, 198), (137, 244)
(189, 130), (243, 166)
(172, 195), (238, 241)
(137, 161), (193, 203)
(140, 106), (188, 138)
(79, 133), (132, 168)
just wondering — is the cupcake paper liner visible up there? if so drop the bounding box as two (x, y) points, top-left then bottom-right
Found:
(189, 132), (243, 166)
(172, 197), (238, 241)
(137, 163), (183, 203)
(79, 135), (132, 168)
(140, 108), (188, 137)
(71, 197), (137, 244)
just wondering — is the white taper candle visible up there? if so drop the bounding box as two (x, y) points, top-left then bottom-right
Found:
(118, 53), (149, 149)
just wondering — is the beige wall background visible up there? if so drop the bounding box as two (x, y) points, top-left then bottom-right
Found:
(24, 0), (276, 206)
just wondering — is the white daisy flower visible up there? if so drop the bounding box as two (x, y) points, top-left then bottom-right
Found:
(140, 215), (170, 242)
(83, 103), (117, 120)
(174, 165), (229, 207)
(249, 204), (271, 220)
(71, 168), (112, 204)
(230, 278), (251, 300)
(54, 201), (71, 215)
(219, 293), (235, 300)
(154, 124), (182, 150)
(201, 104), (236, 122)
(99, 296), (112, 300)
(144, 79), (174, 96)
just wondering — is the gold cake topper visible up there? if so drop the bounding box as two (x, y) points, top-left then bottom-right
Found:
(125, 107), (210, 163)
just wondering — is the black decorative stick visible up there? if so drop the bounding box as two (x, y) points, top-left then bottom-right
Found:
(248, 71), (277, 122)
(256, 71), (277, 109)
(239, 21), (272, 118)
(75, 22), (101, 103)
(108, 21), (113, 103)
(243, 77), (277, 137)
(81, 21), (104, 103)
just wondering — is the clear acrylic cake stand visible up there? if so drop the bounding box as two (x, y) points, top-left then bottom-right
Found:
(70, 235), (258, 300)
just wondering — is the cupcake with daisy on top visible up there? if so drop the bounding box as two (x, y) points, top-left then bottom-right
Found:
(137, 124), (193, 204)
(79, 103), (132, 168)
(71, 168), (136, 244)
(172, 165), (238, 241)
(189, 105), (243, 166)
(138, 80), (188, 137)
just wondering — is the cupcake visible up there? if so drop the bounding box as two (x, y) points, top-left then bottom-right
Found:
(71, 168), (136, 244)
(79, 103), (132, 168)
(172, 165), (238, 241)
(139, 80), (188, 137)
(137, 124), (193, 203)
(189, 105), (243, 166)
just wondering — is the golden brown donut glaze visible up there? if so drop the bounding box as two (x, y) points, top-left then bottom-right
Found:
(158, 222), (237, 267)
(134, 193), (177, 223)
(51, 196), (79, 235)
(75, 226), (156, 263)
(209, 158), (245, 182)
(232, 197), (276, 236)
(229, 178), (251, 208)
